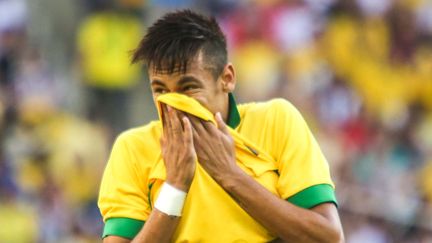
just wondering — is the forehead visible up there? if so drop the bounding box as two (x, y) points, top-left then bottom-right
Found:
(148, 54), (214, 82)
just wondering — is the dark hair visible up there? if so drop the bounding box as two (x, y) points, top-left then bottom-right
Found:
(131, 9), (227, 79)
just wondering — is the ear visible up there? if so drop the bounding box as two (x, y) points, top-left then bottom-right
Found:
(219, 63), (236, 93)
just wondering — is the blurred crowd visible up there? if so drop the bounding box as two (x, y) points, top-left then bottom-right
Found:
(0, 0), (431, 242)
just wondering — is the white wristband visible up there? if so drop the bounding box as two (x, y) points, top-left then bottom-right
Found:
(154, 182), (187, 217)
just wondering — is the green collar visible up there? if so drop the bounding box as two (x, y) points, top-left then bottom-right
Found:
(227, 93), (240, 129)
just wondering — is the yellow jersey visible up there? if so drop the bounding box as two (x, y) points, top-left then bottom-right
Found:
(98, 94), (336, 242)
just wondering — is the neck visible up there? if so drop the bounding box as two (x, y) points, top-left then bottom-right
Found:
(222, 93), (230, 124)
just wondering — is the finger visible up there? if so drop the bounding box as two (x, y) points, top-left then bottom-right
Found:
(182, 116), (194, 145)
(188, 115), (206, 134)
(187, 115), (205, 150)
(168, 105), (182, 137)
(201, 120), (217, 135)
(161, 103), (169, 128)
(176, 110), (186, 131)
(161, 103), (173, 138)
(190, 120), (200, 143)
(215, 112), (230, 135)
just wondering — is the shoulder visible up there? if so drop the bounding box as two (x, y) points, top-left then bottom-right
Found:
(117, 121), (162, 143)
(238, 98), (300, 122)
(112, 121), (162, 162)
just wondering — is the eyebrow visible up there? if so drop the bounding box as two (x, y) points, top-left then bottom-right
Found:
(150, 75), (204, 88)
(151, 79), (166, 87)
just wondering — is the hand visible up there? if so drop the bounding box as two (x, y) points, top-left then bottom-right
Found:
(160, 104), (196, 192)
(188, 112), (240, 184)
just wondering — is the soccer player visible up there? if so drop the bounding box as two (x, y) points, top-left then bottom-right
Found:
(99, 10), (344, 243)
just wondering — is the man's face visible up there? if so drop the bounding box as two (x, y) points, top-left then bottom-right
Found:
(148, 54), (234, 116)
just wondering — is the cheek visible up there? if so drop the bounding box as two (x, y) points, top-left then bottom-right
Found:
(191, 95), (212, 111)
(152, 94), (159, 104)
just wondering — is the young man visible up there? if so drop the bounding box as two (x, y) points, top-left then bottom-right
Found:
(99, 10), (344, 243)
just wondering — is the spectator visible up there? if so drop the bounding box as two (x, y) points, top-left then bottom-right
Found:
(76, 0), (143, 135)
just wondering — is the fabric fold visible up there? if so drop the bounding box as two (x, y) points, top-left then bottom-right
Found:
(152, 93), (277, 179)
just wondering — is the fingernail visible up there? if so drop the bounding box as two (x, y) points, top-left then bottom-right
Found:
(216, 112), (222, 121)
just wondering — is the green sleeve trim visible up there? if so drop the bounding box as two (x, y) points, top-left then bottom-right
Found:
(102, 217), (145, 239)
(286, 184), (338, 209)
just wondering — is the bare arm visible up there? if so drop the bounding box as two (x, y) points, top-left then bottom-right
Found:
(221, 168), (344, 242)
(103, 210), (181, 243)
(132, 209), (180, 243)
(189, 113), (344, 243)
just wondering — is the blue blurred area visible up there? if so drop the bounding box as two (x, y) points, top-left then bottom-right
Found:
(0, 0), (432, 242)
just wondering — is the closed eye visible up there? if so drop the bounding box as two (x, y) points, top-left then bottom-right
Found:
(151, 79), (168, 94)
(177, 76), (203, 92)
(153, 87), (168, 94)
(182, 85), (199, 92)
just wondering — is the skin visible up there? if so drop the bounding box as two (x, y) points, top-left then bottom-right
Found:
(104, 53), (345, 243)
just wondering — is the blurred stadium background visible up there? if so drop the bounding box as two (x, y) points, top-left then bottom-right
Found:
(0, 0), (432, 242)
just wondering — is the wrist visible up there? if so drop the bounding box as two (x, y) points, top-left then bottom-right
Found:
(216, 165), (244, 190)
(155, 182), (187, 217)
(166, 177), (192, 192)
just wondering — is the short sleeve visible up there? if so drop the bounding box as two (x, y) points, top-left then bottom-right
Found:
(98, 133), (150, 239)
(271, 99), (337, 208)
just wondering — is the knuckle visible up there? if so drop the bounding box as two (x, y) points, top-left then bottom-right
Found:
(173, 130), (182, 137)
